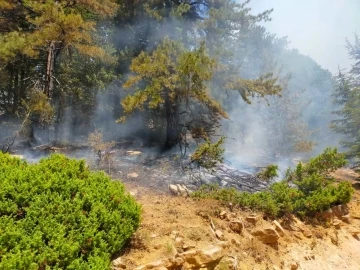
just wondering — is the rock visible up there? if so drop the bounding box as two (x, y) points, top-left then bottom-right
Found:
(168, 184), (190, 196)
(127, 172), (139, 178)
(333, 219), (342, 229)
(293, 232), (303, 240)
(272, 220), (285, 236)
(183, 244), (195, 251)
(290, 216), (312, 238)
(215, 230), (224, 240)
(175, 237), (184, 246)
(129, 190), (138, 197)
(145, 260), (164, 268)
(288, 261), (299, 270)
(251, 227), (280, 244)
(320, 208), (334, 222)
(304, 251), (315, 260)
(169, 184), (179, 195)
(112, 257), (126, 269)
(226, 213), (237, 221)
(126, 150), (142, 156)
(229, 219), (244, 233)
(180, 245), (224, 268)
(171, 257), (185, 266)
(350, 229), (360, 237)
(215, 256), (237, 270)
(341, 213), (351, 223)
(219, 211), (227, 219)
(332, 205), (349, 218)
(246, 214), (259, 224)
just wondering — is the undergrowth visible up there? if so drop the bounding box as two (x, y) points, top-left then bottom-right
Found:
(192, 148), (354, 218)
(0, 153), (141, 269)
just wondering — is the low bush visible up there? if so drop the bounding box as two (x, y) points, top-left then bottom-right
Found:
(256, 164), (279, 182)
(192, 148), (354, 218)
(0, 153), (141, 269)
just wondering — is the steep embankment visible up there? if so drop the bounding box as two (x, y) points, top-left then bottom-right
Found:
(112, 169), (360, 270)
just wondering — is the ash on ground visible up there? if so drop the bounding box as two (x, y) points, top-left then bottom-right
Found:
(12, 144), (269, 194)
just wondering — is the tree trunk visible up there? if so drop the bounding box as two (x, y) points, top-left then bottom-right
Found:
(164, 94), (179, 150)
(45, 41), (56, 98)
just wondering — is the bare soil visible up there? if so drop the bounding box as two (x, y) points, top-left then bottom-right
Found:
(118, 168), (360, 270)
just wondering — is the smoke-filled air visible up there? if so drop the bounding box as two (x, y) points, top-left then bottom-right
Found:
(0, 1), (360, 269)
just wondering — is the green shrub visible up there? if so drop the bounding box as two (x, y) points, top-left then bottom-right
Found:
(191, 137), (225, 170)
(0, 153), (141, 270)
(192, 148), (354, 218)
(256, 164), (279, 181)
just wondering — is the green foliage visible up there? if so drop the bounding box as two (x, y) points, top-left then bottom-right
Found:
(192, 148), (354, 218)
(0, 153), (140, 269)
(256, 164), (279, 181)
(332, 35), (360, 164)
(191, 137), (225, 170)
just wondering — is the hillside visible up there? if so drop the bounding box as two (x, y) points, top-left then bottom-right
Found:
(113, 169), (360, 270)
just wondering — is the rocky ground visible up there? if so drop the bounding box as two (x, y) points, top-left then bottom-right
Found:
(12, 146), (360, 269)
(112, 168), (360, 270)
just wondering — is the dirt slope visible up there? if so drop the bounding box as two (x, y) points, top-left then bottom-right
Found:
(115, 169), (360, 270)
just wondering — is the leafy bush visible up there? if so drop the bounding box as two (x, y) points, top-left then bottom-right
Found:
(0, 153), (141, 269)
(190, 137), (225, 170)
(257, 164), (279, 181)
(192, 148), (354, 218)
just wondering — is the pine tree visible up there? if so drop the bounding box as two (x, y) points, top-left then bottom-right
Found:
(119, 38), (227, 149)
(0, 0), (118, 141)
(332, 35), (360, 164)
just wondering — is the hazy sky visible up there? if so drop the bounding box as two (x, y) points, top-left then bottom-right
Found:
(248, 0), (360, 73)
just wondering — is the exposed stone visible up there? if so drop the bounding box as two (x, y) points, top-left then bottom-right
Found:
(341, 213), (351, 223)
(180, 245), (224, 268)
(112, 257), (126, 269)
(145, 260), (164, 268)
(169, 184), (179, 195)
(229, 219), (244, 233)
(215, 230), (224, 240)
(126, 150), (142, 156)
(293, 231), (303, 240)
(290, 216), (312, 238)
(215, 256), (237, 270)
(246, 214), (259, 224)
(288, 261), (299, 270)
(127, 172), (139, 178)
(350, 229), (360, 237)
(331, 204), (349, 219)
(304, 251), (315, 260)
(272, 220), (285, 236)
(251, 227), (280, 244)
(320, 208), (334, 222)
(175, 237), (184, 245)
(219, 211), (227, 219)
(183, 244), (196, 251)
(333, 219), (342, 229)
(129, 190), (138, 197)
(168, 184), (190, 197)
(226, 213), (237, 221)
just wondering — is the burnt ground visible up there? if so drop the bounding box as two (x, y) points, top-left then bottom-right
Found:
(11, 142), (269, 194)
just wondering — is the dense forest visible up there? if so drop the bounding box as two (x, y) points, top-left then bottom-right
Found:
(0, 0), (359, 167)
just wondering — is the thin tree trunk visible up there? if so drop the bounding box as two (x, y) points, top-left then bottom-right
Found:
(45, 41), (56, 98)
(164, 93), (179, 150)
